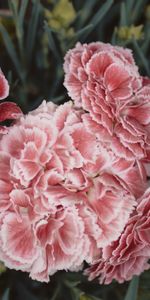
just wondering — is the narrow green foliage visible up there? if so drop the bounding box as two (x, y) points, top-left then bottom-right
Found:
(74, 24), (93, 40)
(133, 38), (150, 75)
(26, 0), (41, 65)
(2, 288), (10, 300)
(81, 0), (114, 41)
(131, 0), (149, 23)
(19, 0), (29, 29)
(120, 2), (128, 26)
(142, 22), (150, 53)
(124, 277), (139, 300)
(76, 0), (98, 28)
(0, 23), (23, 81)
(44, 21), (61, 61)
(126, 0), (135, 17)
(8, 0), (27, 71)
(8, 0), (19, 15)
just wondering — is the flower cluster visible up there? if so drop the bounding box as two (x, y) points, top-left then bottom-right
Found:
(0, 42), (150, 283)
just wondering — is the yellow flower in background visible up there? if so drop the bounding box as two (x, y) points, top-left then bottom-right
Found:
(45, 0), (76, 30)
(0, 262), (6, 275)
(117, 25), (144, 41)
(80, 294), (95, 300)
(0, 10), (15, 43)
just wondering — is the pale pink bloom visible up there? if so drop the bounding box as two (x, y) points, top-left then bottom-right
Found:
(64, 42), (141, 135)
(64, 42), (140, 104)
(0, 101), (100, 281)
(63, 43), (150, 161)
(85, 187), (150, 284)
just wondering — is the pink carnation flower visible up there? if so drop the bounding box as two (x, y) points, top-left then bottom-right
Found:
(64, 42), (150, 161)
(0, 47), (149, 284)
(64, 42), (140, 106)
(85, 187), (150, 284)
(64, 42), (141, 128)
(0, 100), (100, 281)
(0, 99), (147, 282)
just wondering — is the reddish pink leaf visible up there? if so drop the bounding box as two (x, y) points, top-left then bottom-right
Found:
(0, 102), (22, 122)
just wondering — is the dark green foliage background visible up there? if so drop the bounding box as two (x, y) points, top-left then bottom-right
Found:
(0, 1), (150, 299)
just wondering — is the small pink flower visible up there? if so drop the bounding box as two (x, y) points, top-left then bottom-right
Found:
(0, 70), (22, 133)
(0, 70), (9, 100)
(85, 188), (150, 284)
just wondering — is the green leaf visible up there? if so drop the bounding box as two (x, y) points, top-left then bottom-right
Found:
(142, 22), (150, 53)
(120, 2), (128, 26)
(131, 0), (149, 23)
(9, 0), (25, 64)
(64, 280), (81, 288)
(2, 288), (9, 300)
(51, 284), (61, 300)
(111, 29), (117, 45)
(132, 39), (150, 76)
(81, 0), (113, 41)
(26, 0), (41, 65)
(19, 0), (29, 29)
(0, 24), (23, 81)
(89, 0), (114, 28)
(124, 276), (139, 300)
(15, 282), (38, 300)
(74, 24), (93, 40)
(126, 0), (135, 16)
(76, 0), (97, 28)
(44, 21), (61, 61)
(8, 0), (19, 15)
(52, 95), (65, 104)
